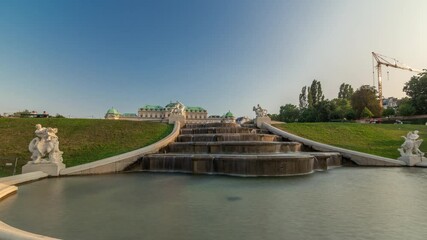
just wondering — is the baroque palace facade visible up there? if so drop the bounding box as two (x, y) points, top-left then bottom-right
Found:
(105, 101), (235, 123)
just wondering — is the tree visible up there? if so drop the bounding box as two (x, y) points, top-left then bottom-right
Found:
(345, 109), (356, 120)
(403, 72), (427, 114)
(299, 86), (308, 109)
(315, 100), (332, 122)
(279, 104), (300, 122)
(382, 108), (396, 117)
(13, 109), (30, 117)
(307, 79), (324, 107)
(360, 107), (374, 119)
(397, 98), (416, 116)
(330, 98), (353, 120)
(338, 83), (354, 100)
(299, 107), (317, 122)
(351, 85), (381, 118)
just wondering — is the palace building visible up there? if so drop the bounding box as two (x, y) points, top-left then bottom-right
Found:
(105, 108), (121, 120)
(105, 101), (234, 123)
(137, 101), (207, 122)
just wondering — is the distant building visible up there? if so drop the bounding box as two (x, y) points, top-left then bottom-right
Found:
(121, 113), (138, 118)
(105, 108), (121, 120)
(221, 111), (236, 123)
(138, 105), (166, 120)
(105, 101), (229, 123)
(137, 101), (208, 123)
(20, 111), (50, 118)
(383, 97), (398, 109)
(236, 116), (251, 125)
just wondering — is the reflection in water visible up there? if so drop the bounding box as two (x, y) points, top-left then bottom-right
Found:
(1, 167), (427, 240)
(226, 196), (242, 201)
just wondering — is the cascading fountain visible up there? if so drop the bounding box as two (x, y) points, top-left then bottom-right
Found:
(126, 122), (341, 176)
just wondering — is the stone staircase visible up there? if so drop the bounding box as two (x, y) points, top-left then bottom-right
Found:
(126, 123), (342, 176)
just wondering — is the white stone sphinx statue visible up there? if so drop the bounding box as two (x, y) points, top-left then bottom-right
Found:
(398, 130), (426, 166)
(28, 124), (63, 164)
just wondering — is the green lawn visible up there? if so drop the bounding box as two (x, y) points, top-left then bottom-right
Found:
(274, 123), (427, 159)
(0, 118), (173, 176)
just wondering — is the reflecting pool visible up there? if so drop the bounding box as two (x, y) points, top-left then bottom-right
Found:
(1, 167), (427, 240)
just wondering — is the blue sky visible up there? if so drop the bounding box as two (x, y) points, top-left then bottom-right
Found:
(0, 0), (426, 118)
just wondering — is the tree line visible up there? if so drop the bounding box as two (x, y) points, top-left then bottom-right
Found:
(271, 72), (427, 122)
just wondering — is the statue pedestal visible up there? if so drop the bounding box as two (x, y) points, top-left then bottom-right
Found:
(22, 162), (65, 176)
(415, 161), (427, 167)
(169, 115), (186, 125)
(255, 116), (271, 128)
(398, 155), (426, 166)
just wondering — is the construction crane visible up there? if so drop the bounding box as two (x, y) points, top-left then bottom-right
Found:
(372, 52), (423, 110)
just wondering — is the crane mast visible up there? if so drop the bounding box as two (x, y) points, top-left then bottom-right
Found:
(372, 52), (423, 110)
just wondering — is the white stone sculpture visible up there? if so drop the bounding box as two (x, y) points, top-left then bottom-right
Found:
(398, 131), (424, 157)
(253, 104), (271, 128)
(28, 124), (63, 164)
(253, 104), (268, 117)
(168, 102), (186, 124)
(170, 102), (185, 115)
(398, 130), (426, 166)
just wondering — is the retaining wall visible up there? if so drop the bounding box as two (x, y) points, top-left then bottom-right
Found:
(264, 123), (406, 166)
(60, 122), (180, 175)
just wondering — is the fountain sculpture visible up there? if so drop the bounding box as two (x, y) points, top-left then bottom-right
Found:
(253, 104), (271, 128)
(168, 102), (186, 124)
(22, 124), (65, 176)
(398, 130), (426, 166)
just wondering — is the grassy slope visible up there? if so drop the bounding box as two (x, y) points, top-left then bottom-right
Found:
(274, 123), (427, 159)
(0, 118), (173, 176)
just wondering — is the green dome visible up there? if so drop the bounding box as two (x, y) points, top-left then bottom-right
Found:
(223, 111), (234, 118)
(107, 107), (120, 115)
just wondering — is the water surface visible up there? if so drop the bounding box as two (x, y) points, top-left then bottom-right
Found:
(1, 167), (427, 240)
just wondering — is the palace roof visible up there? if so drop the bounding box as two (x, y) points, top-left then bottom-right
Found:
(186, 106), (207, 112)
(141, 105), (165, 110)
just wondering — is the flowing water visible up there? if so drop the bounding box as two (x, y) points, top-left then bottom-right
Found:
(1, 167), (427, 240)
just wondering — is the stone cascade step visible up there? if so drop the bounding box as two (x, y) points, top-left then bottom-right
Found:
(184, 123), (238, 129)
(176, 133), (282, 142)
(165, 141), (304, 154)
(180, 127), (262, 135)
(127, 122), (342, 176)
(136, 152), (341, 174)
(135, 153), (315, 176)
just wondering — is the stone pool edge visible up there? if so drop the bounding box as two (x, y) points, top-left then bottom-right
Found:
(0, 171), (58, 240)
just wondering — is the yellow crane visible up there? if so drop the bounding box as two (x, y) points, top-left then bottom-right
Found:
(372, 52), (423, 110)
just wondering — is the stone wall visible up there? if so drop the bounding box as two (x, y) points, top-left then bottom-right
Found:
(263, 123), (406, 166)
(60, 121), (181, 175)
